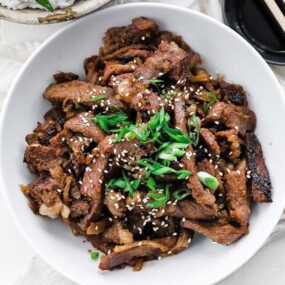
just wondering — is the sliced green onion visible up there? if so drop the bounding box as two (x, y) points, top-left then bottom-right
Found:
(149, 79), (164, 85)
(173, 189), (191, 201)
(197, 171), (219, 191)
(90, 251), (99, 260)
(91, 94), (106, 103)
(176, 170), (191, 180)
(158, 152), (177, 161)
(146, 176), (157, 191)
(75, 102), (82, 110)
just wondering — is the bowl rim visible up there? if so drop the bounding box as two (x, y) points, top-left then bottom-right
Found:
(1, 3), (285, 284)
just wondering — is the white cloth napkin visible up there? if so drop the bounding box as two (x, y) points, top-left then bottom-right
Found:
(0, 1), (284, 284)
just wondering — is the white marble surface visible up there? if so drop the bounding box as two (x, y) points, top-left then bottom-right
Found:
(1, 4), (285, 284)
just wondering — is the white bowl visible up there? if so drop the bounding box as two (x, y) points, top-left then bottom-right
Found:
(1, 3), (285, 285)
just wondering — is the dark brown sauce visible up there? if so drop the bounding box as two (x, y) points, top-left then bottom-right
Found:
(239, 0), (285, 52)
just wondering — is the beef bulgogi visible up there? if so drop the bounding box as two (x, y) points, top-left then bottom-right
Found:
(21, 17), (272, 271)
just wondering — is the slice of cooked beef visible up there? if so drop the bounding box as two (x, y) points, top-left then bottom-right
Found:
(53, 71), (79, 83)
(27, 175), (63, 210)
(216, 129), (241, 160)
(112, 139), (151, 166)
(134, 41), (188, 81)
(43, 80), (125, 111)
(110, 73), (164, 113)
(181, 145), (217, 206)
(245, 133), (272, 202)
(66, 134), (91, 154)
(104, 191), (126, 217)
(100, 17), (159, 55)
(78, 136), (114, 230)
(174, 98), (188, 133)
(64, 111), (105, 143)
(182, 219), (247, 245)
(102, 61), (138, 83)
(224, 171), (250, 226)
(24, 144), (66, 174)
(150, 217), (177, 238)
(84, 55), (104, 84)
(78, 155), (109, 230)
(178, 199), (218, 220)
(25, 120), (61, 145)
(44, 106), (66, 126)
(103, 221), (134, 245)
(70, 200), (90, 219)
(99, 240), (168, 270)
(173, 35), (201, 67)
(200, 128), (220, 158)
(102, 45), (152, 62)
(219, 80), (247, 106)
(158, 32), (201, 68)
(197, 159), (216, 177)
(165, 229), (193, 255)
(87, 234), (115, 254)
(205, 102), (256, 136)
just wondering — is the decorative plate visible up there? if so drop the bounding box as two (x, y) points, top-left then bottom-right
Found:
(0, 0), (111, 24)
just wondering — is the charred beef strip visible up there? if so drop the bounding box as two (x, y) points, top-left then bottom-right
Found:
(53, 71), (79, 83)
(219, 80), (247, 106)
(245, 133), (272, 202)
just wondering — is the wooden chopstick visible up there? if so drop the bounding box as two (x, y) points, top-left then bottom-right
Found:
(263, 0), (285, 33)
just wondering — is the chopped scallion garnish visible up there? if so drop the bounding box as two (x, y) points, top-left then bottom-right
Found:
(188, 114), (200, 147)
(75, 102), (82, 110)
(146, 184), (170, 208)
(105, 172), (140, 198)
(90, 251), (99, 260)
(197, 171), (219, 191)
(91, 94), (106, 103)
(173, 188), (191, 200)
(92, 113), (128, 133)
(203, 92), (217, 112)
